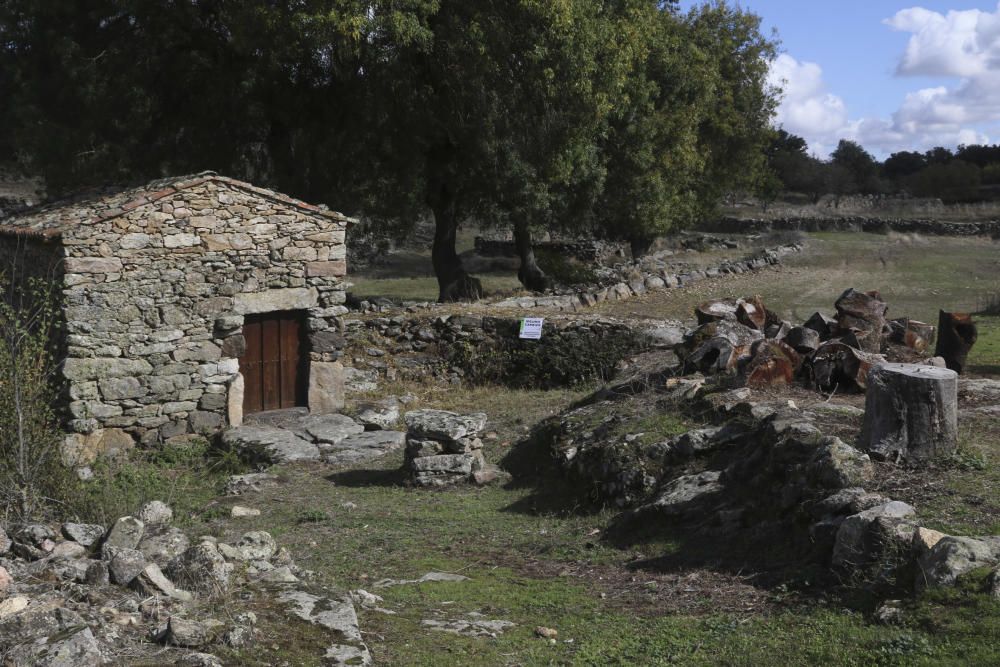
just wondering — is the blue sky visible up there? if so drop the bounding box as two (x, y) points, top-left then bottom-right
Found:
(679, 1), (1000, 157)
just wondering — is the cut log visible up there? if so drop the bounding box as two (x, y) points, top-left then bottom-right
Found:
(803, 312), (837, 340)
(809, 341), (885, 393)
(934, 310), (978, 374)
(889, 318), (936, 352)
(695, 298), (739, 325)
(784, 326), (821, 354)
(834, 288), (888, 354)
(678, 320), (763, 375)
(736, 295), (777, 331)
(765, 321), (791, 341)
(743, 340), (802, 388)
(860, 363), (958, 462)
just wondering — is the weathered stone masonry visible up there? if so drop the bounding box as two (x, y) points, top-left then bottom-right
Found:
(0, 173), (351, 462)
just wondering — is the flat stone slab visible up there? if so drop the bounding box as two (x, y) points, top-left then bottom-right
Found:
(355, 401), (401, 430)
(297, 414), (364, 445)
(421, 616), (515, 637)
(278, 590), (371, 665)
(404, 410), (487, 442)
(372, 571), (470, 588)
(323, 431), (406, 466)
(221, 426), (321, 463)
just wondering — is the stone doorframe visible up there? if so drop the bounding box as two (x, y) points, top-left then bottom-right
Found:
(224, 287), (344, 427)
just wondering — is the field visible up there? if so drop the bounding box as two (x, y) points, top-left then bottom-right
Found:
(186, 230), (1000, 665)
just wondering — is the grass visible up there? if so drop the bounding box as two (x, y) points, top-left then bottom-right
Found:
(152, 375), (999, 666)
(349, 274), (525, 303)
(65, 438), (243, 527)
(594, 232), (1000, 326)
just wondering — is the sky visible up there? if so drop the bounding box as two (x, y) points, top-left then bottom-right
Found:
(678, 1), (1000, 157)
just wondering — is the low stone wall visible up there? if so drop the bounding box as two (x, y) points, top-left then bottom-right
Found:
(352, 313), (662, 390)
(490, 244), (801, 313)
(704, 216), (1000, 237)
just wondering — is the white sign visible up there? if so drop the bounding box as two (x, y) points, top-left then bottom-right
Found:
(519, 317), (544, 340)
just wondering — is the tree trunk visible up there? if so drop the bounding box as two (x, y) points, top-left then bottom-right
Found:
(428, 187), (482, 303)
(934, 310), (977, 374)
(861, 363), (958, 462)
(513, 220), (552, 292)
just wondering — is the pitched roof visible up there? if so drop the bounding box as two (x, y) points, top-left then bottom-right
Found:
(0, 171), (353, 240)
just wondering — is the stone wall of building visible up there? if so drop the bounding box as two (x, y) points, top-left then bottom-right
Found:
(56, 179), (348, 458)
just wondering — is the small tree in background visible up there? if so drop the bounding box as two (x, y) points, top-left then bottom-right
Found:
(0, 264), (71, 523)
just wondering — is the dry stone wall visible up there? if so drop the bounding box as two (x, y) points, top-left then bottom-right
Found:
(52, 178), (348, 457)
(705, 216), (1000, 237)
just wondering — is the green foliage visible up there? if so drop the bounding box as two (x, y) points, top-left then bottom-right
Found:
(447, 324), (647, 389)
(534, 248), (599, 287)
(0, 272), (72, 522)
(908, 160), (983, 202)
(66, 438), (242, 526)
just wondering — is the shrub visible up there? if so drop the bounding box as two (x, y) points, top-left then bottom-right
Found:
(0, 274), (75, 523)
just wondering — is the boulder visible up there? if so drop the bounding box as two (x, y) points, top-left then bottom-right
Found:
(138, 527), (191, 567)
(917, 536), (1000, 589)
(101, 516), (145, 556)
(133, 563), (193, 601)
(9, 626), (104, 667)
(137, 500), (174, 527)
(832, 501), (916, 567)
(106, 547), (146, 585)
(166, 542), (234, 593)
(236, 532), (277, 561)
(646, 471), (723, 517)
(61, 523), (106, 548)
(166, 617), (224, 648)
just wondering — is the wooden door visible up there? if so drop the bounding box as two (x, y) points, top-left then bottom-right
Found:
(239, 312), (306, 413)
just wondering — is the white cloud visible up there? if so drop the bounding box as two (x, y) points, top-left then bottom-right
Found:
(767, 54), (848, 155)
(885, 5), (1000, 78)
(768, 4), (1000, 158)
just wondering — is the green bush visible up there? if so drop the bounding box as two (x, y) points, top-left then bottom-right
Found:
(447, 322), (648, 389)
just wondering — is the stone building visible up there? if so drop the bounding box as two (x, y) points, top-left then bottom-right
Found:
(0, 172), (351, 462)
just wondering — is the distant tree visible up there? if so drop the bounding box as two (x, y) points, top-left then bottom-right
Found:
(882, 151), (926, 185)
(956, 144), (1000, 168)
(924, 146), (955, 166)
(831, 139), (881, 195)
(824, 163), (856, 207)
(909, 160), (981, 202)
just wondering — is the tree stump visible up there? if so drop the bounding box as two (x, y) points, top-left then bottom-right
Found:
(934, 310), (977, 374)
(861, 363), (958, 462)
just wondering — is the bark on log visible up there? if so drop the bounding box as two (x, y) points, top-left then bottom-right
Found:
(784, 326), (821, 354)
(889, 318), (936, 352)
(860, 363), (958, 462)
(736, 295), (772, 330)
(934, 310), (978, 374)
(803, 312), (837, 340)
(678, 321), (763, 374)
(810, 341), (885, 393)
(743, 340), (802, 388)
(695, 298), (739, 325)
(834, 288), (888, 354)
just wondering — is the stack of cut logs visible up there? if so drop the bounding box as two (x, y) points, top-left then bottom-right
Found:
(675, 288), (977, 393)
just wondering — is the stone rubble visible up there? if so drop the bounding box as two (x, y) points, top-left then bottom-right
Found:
(0, 499), (369, 665)
(221, 411), (405, 467)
